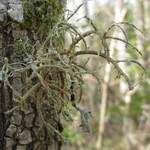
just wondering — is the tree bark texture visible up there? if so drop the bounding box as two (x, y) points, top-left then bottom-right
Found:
(0, 0), (66, 150)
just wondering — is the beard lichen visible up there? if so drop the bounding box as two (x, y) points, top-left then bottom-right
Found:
(1, 1), (146, 142)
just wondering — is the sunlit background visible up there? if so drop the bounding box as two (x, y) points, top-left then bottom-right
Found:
(62, 0), (150, 150)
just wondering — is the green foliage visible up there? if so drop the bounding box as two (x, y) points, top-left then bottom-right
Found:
(63, 128), (85, 143)
(125, 8), (134, 23)
(107, 105), (122, 114)
(128, 98), (143, 118)
(103, 137), (125, 150)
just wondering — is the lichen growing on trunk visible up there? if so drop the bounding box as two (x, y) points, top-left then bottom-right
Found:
(1, 0), (69, 149)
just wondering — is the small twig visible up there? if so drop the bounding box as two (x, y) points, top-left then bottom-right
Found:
(67, 3), (85, 20)
(63, 30), (95, 54)
(112, 24), (129, 47)
(116, 22), (147, 37)
(115, 59), (146, 73)
(105, 36), (142, 56)
(61, 22), (88, 51)
(74, 50), (145, 90)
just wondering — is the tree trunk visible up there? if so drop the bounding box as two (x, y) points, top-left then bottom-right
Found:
(0, 0), (66, 150)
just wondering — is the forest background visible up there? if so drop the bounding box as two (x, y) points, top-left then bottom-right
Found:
(62, 0), (150, 150)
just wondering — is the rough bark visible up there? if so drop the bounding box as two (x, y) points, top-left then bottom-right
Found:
(0, 0), (66, 150)
(0, 1), (14, 149)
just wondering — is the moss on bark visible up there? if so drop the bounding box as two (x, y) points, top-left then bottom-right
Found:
(21, 0), (66, 48)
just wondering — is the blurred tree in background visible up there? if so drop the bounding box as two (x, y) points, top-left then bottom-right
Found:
(62, 0), (149, 150)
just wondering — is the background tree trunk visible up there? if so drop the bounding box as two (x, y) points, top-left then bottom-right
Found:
(0, 0), (66, 150)
(96, 0), (127, 149)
